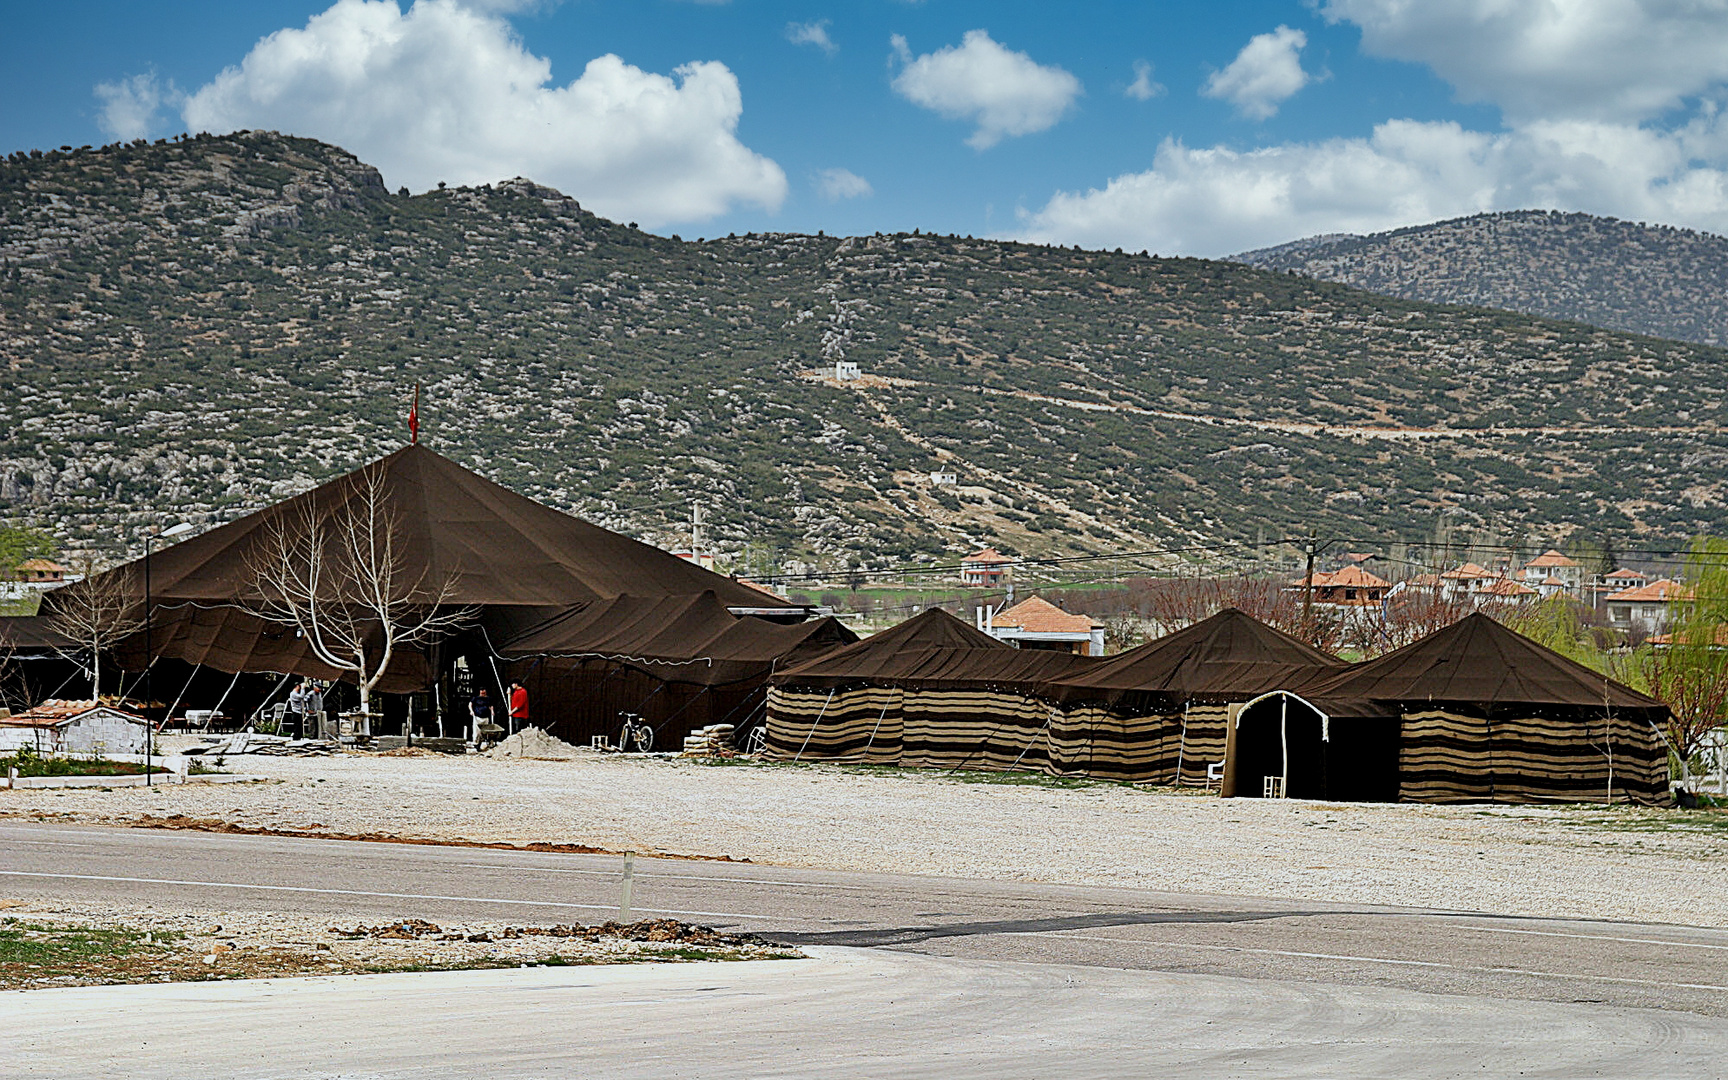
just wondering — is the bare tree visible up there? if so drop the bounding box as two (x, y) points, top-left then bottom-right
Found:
(42, 567), (145, 702)
(246, 465), (472, 718)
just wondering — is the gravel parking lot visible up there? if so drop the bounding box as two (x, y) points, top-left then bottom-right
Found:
(5, 751), (1726, 927)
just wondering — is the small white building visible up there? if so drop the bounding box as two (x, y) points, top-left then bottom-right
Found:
(0, 700), (149, 756)
(1519, 550), (1585, 596)
(929, 470), (958, 486)
(835, 360), (861, 381)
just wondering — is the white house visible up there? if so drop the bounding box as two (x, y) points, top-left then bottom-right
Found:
(1519, 550), (1585, 596)
(835, 360), (861, 381)
(1604, 578), (1688, 636)
(0, 700), (149, 756)
(981, 596), (1106, 657)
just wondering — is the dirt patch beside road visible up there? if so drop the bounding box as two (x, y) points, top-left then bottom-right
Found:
(5, 753), (1728, 927)
(0, 899), (797, 990)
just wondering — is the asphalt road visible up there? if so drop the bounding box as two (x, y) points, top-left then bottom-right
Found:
(14, 948), (1728, 1080)
(6, 820), (1728, 1021)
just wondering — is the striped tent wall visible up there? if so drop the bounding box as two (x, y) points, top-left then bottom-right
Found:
(1398, 709), (1669, 805)
(765, 686), (1235, 785)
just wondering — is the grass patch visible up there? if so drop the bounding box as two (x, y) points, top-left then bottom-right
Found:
(0, 752), (167, 778)
(0, 920), (179, 979)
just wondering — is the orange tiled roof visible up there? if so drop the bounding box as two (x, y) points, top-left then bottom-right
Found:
(1440, 562), (1496, 580)
(15, 558), (65, 573)
(1538, 576), (1568, 587)
(1480, 578), (1538, 597)
(1606, 578), (1690, 603)
(962, 548), (1015, 566)
(1, 699), (144, 728)
(1523, 549), (1580, 569)
(1603, 568), (1647, 580)
(1649, 627), (1728, 647)
(990, 595), (1099, 634)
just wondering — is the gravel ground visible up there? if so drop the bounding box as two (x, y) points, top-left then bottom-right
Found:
(5, 752), (1727, 927)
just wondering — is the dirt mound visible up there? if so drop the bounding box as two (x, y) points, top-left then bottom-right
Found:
(330, 918), (769, 948)
(485, 726), (586, 760)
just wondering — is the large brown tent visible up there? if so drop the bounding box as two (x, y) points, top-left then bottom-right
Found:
(1224, 613), (1672, 805)
(1034, 608), (1348, 785)
(42, 445), (792, 731)
(498, 591), (855, 747)
(763, 608), (1100, 770)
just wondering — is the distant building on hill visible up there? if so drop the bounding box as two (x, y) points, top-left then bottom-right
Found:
(1518, 550), (1585, 596)
(960, 548), (1014, 587)
(835, 360), (861, 381)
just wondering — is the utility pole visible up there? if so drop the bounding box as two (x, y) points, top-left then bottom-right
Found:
(1302, 536), (1318, 640)
(691, 503), (705, 566)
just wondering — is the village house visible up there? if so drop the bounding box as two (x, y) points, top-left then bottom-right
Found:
(981, 595), (1106, 657)
(1518, 550), (1585, 596)
(1439, 562), (1500, 601)
(960, 548), (1014, 587)
(1604, 578), (1689, 636)
(1294, 564), (1393, 607)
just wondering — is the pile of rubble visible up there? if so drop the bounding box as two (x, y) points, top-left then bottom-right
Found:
(331, 917), (770, 948)
(681, 724), (735, 757)
(485, 726), (586, 761)
(180, 733), (338, 757)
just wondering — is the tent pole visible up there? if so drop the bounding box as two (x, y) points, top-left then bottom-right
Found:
(1176, 704), (1189, 786)
(792, 690), (835, 762)
(163, 663), (202, 733)
(1279, 695), (1289, 799)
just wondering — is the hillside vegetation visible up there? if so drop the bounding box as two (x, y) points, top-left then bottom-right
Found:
(3, 133), (1727, 573)
(1236, 210), (1728, 348)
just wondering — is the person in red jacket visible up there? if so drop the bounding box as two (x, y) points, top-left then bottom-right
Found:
(508, 682), (529, 734)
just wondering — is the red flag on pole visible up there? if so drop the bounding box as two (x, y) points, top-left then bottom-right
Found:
(408, 383), (420, 444)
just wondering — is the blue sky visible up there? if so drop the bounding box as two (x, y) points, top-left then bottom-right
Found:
(8, 1), (1728, 255)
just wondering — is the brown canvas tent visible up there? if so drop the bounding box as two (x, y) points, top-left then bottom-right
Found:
(42, 445), (790, 730)
(763, 608), (1101, 771)
(1224, 613), (1671, 805)
(1033, 608), (1348, 785)
(499, 591), (855, 747)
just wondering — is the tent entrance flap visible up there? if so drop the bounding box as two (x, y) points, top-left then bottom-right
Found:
(1228, 692), (1329, 800)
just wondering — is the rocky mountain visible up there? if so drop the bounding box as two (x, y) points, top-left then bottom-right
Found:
(3, 133), (1727, 575)
(1235, 211), (1728, 347)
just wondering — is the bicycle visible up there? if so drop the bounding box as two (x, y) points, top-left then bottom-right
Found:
(617, 712), (654, 753)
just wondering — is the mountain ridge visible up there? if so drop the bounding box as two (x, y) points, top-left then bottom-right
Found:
(3, 132), (1727, 574)
(1233, 210), (1728, 348)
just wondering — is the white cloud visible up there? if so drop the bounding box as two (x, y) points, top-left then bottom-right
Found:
(94, 72), (181, 140)
(1322, 0), (1728, 123)
(177, 0), (785, 226)
(816, 167), (872, 201)
(889, 30), (1082, 149)
(1202, 25), (1311, 120)
(1125, 60), (1164, 102)
(1018, 115), (1728, 257)
(786, 20), (836, 56)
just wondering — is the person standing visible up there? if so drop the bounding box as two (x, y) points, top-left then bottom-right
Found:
(508, 682), (529, 735)
(470, 688), (494, 746)
(306, 681), (326, 741)
(286, 680), (309, 737)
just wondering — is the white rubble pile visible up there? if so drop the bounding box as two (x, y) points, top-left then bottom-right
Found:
(181, 733), (338, 757)
(485, 726), (587, 761)
(681, 724), (735, 757)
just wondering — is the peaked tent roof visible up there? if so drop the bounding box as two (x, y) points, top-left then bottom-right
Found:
(771, 607), (1033, 688)
(76, 445), (780, 611)
(1302, 612), (1663, 714)
(498, 591), (856, 686)
(1044, 608), (1345, 706)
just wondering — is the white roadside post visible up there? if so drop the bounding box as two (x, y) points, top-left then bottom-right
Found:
(619, 851), (636, 923)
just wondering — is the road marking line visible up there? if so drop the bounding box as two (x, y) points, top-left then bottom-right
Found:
(0, 870), (772, 923)
(1453, 924), (1728, 952)
(1018, 933), (1728, 992)
(447, 863), (874, 891)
